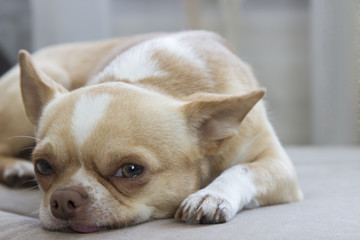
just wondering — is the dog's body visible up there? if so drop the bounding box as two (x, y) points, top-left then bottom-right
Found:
(0, 31), (302, 233)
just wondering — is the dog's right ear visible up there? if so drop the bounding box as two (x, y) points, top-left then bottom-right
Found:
(181, 89), (265, 155)
(18, 50), (67, 125)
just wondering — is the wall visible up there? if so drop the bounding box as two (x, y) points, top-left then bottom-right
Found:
(0, 0), (358, 145)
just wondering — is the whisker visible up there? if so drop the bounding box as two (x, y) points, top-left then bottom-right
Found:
(8, 136), (40, 141)
(31, 208), (41, 217)
(25, 180), (38, 186)
(112, 210), (122, 229)
(21, 146), (36, 152)
(16, 178), (39, 190)
(96, 207), (124, 230)
(23, 179), (38, 184)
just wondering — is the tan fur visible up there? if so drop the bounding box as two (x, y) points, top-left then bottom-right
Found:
(0, 31), (302, 231)
(0, 33), (161, 185)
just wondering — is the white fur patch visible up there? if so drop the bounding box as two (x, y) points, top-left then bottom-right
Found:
(71, 168), (153, 224)
(178, 165), (257, 222)
(71, 168), (111, 205)
(3, 161), (34, 179)
(98, 45), (167, 82)
(91, 35), (206, 84)
(71, 94), (111, 146)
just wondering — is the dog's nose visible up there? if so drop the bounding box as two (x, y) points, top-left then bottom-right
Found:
(50, 188), (88, 220)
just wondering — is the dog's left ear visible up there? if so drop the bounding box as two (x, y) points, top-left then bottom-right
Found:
(182, 89), (265, 155)
(18, 50), (68, 125)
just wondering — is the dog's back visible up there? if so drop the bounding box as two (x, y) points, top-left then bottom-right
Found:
(92, 31), (259, 98)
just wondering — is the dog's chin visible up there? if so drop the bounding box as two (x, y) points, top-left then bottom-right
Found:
(42, 217), (131, 233)
(45, 223), (114, 234)
(69, 225), (103, 233)
(40, 208), (153, 233)
(43, 220), (123, 233)
(45, 224), (102, 233)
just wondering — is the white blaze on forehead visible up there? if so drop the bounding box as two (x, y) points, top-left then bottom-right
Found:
(91, 35), (206, 84)
(72, 94), (111, 146)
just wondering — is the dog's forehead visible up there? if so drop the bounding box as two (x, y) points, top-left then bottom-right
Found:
(39, 83), (156, 137)
(71, 93), (111, 146)
(36, 83), (187, 158)
(37, 85), (110, 140)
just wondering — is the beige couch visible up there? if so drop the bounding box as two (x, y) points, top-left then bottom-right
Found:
(1, 147), (359, 239)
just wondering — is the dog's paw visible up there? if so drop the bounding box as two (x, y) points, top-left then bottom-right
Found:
(175, 191), (236, 224)
(3, 161), (36, 188)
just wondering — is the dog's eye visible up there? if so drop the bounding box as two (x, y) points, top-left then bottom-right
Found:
(35, 159), (54, 176)
(115, 164), (144, 178)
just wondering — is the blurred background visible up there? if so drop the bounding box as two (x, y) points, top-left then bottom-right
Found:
(0, 0), (359, 146)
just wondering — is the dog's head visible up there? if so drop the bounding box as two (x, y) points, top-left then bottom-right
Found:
(19, 50), (264, 232)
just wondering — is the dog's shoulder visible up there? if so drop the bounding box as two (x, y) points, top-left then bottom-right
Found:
(91, 31), (255, 98)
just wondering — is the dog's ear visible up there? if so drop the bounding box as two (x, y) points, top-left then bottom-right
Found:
(182, 89), (265, 155)
(18, 50), (67, 125)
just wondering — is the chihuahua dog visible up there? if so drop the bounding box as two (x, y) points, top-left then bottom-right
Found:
(0, 31), (302, 233)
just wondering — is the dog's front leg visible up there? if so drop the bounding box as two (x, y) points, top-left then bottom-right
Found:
(175, 164), (256, 224)
(176, 154), (302, 224)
